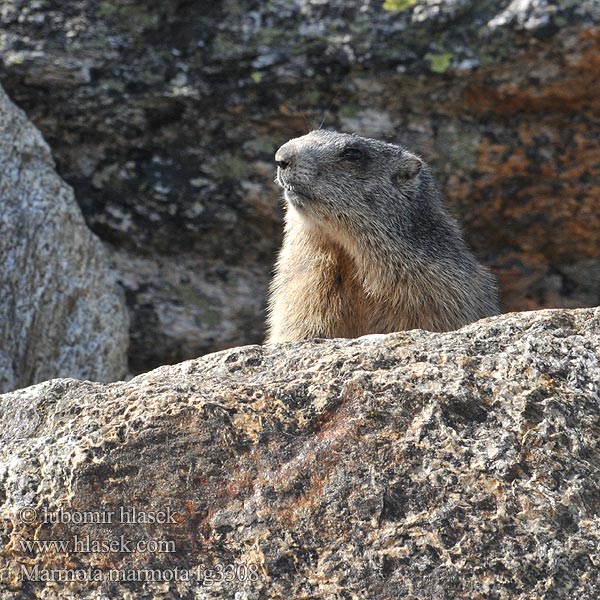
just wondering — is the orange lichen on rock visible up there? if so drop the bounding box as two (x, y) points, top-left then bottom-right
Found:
(465, 29), (600, 115)
(452, 28), (600, 311)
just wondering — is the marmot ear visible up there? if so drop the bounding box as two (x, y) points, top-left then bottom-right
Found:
(394, 153), (422, 184)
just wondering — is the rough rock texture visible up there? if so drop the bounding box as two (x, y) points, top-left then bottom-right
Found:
(1, 1), (599, 373)
(0, 84), (129, 392)
(1, 308), (599, 599)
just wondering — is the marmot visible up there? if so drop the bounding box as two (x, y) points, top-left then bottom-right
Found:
(266, 130), (499, 343)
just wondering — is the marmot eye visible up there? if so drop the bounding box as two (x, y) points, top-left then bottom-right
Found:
(339, 148), (364, 161)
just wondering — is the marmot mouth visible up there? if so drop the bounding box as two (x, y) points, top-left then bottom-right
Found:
(275, 173), (298, 191)
(276, 177), (310, 205)
(283, 187), (307, 207)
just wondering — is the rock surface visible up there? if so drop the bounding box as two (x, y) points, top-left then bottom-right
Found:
(0, 84), (128, 392)
(1, 307), (599, 599)
(1, 1), (598, 373)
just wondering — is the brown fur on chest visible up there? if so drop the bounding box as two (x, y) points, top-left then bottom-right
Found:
(315, 244), (372, 337)
(300, 238), (412, 338)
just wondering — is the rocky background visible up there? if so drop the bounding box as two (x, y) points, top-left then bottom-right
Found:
(1, 308), (599, 599)
(1, 0), (599, 376)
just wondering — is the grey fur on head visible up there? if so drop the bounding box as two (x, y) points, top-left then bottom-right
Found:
(267, 130), (499, 343)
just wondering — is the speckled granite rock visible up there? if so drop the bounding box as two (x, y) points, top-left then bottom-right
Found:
(0, 308), (599, 599)
(0, 84), (128, 392)
(1, 1), (599, 372)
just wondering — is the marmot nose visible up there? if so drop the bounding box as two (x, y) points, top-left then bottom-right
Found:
(275, 146), (293, 170)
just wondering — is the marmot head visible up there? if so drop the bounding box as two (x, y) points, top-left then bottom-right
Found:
(274, 130), (427, 229)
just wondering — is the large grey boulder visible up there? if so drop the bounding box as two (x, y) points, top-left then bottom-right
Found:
(0, 307), (598, 599)
(0, 84), (128, 392)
